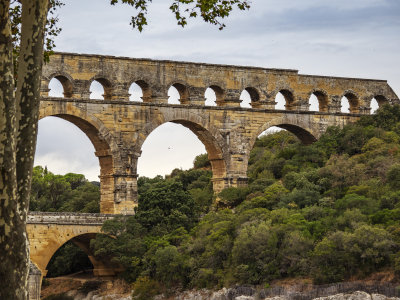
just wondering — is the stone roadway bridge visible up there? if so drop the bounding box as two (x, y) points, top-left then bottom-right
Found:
(39, 52), (399, 215)
(29, 52), (399, 299)
(27, 212), (122, 299)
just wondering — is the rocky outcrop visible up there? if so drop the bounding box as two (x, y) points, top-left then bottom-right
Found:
(312, 291), (399, 300)
(157, 286), (400, 300)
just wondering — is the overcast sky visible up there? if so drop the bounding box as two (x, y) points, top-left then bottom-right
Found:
(34, 0), (400, 181)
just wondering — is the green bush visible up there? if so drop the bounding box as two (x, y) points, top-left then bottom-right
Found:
(132, 276), (161, 300)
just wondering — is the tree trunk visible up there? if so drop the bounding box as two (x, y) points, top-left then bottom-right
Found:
(0, 0), (48, 299)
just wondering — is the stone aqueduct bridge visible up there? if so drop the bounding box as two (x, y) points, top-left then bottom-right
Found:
(28, 52), (399, 298)
(39, 52), (399, 215)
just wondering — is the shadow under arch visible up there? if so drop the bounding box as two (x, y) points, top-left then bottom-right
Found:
(39, 232), (122, 279)
(137, 112), (228, 192)
(249, 118), (318, 152)
(38, 106), (118, 213)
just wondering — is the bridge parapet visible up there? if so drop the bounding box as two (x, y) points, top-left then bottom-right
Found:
(27, 212), (118, 225)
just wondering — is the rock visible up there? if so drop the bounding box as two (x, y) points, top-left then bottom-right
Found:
(312, 291), (400, 300)
(262, 297), (288, 300)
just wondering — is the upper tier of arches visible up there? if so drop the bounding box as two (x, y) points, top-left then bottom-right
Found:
(41, 53), (399, 115)
(43, 73), (395, 115)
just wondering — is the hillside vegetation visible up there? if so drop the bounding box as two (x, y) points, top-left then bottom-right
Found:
(35, 105), (400, 295)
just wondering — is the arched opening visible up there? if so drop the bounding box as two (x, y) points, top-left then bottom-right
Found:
(240, 90), (252, 108)
(48, 75), (73, 98)
(340, 92), (359, 113)
(168, 83), (189, 105)
(35, 117), (100, 182)
(205, 88), (217, 106)
(35, 115), (113, 213)
(277, 124), (317, 145)
(248, 127), (302, 192)
(309, 91), (328, 112)
(129, 80), (151, 102)
(252, 122), (317, 150)
(309, 94), (319, 111)
(240, 87), (259, 108)
(45, 240), (93, 278)
(129, 82), (143, 102)
(138, 120), (226, 192)
(89, 78), (112, 100)
(138, 123), (206, 177)
(370, 98), (379, 114)
(205, 85), (224, 106)
(42, 233), (121, 286)
(275, 90), (294, 110)
(168, 86), (180, 104)
(370, 95), (388, 114)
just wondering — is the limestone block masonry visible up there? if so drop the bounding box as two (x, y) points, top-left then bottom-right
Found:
(39, 52), (399, 215)
(27, 212), (122, 299)
(27, 212), (119, 277)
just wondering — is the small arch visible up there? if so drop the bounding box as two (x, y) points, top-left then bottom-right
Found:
(130, 80), (152, 102)
(370, 98), (379, 114)
(340, 91), (359, 113)
(275, 89), (294, 110)
(370, 95), (389, 114)
(240, 87), (260, 108)
(90, 77), (113, 100)
(206, 85), (225, 106)
(41, 232), (121, 280)
(129, 82), (143, 102)
(168, 83), (190, 105)
(240, 90), (252, 108)
(205, 88), (216, 106)
(48, 75), (73, 98)
(309, 90), (328, 112)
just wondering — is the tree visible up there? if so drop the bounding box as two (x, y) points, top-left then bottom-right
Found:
(0, 1), (251, 298)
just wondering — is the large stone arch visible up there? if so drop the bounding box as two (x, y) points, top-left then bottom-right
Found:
(249, 116), (318, 152)
(136, 110), (229, 192)
(30, 229), (121, 279)
(38, 104), (120, 213)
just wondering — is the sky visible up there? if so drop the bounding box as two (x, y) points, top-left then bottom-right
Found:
(34, 0), (400, 181)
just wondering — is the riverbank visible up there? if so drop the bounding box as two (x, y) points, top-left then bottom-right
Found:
(41, 271), (400, 300)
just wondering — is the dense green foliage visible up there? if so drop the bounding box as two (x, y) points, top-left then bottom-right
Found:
(92, 105), (400, 294)
(37, 105), (400, 293)
(30, 166), (100, 213)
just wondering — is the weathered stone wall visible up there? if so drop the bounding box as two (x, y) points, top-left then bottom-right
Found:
(27, 212), (119, 277)
(39, 52), (400, 214)
(28, 262), (41, 300)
